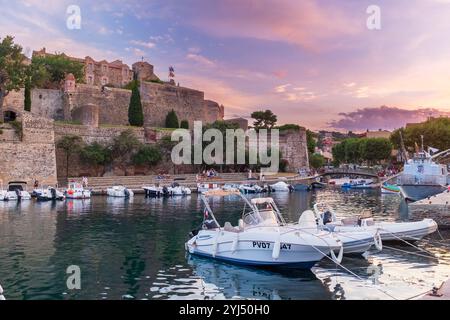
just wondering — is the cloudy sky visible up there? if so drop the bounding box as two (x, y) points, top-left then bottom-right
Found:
(1, 0), (450, 131)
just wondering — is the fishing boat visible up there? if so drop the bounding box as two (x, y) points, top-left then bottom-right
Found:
(186, 190), (343, 268)
(313, 203), (438, 241)
(36, 187), (65, 201)
(270, 181), (291, 192)
(381, 182), (401, 194)
(65, 182), (91, 199)
(106, 185), (134, 198)
(409, 187), (450, 206)
(397, 149), (449, 202)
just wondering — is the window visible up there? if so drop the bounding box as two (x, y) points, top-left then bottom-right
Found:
(101, 77), (108, 85)
(103, 65), (107, 73)
(88, 76), (93, 84)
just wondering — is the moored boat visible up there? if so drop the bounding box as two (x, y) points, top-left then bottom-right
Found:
(36, 187), (65, 201)
(107, 185), (134, 198)
(186, 190), (343, 268)
(65, 183), (91, 199)
(381, 182), (401, 194)
(397, 149), (449, 202)
(313, 203), (438, 242)
(270, 181), (291, 192)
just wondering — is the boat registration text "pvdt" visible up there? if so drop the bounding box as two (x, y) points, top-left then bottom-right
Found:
(252, 242), (292, 250)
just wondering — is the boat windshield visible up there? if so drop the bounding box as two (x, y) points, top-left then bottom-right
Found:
(244, 199), (282, 227)
(243, 209), (279, 227)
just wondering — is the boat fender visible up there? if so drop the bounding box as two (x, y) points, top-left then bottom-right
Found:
(374, 231), (383, 251)
(272, 238), (281, 260)
(330, 244), (343, 264)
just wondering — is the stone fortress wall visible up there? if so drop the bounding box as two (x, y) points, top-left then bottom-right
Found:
(0, 50), (309, 182)
(0, 113), (57, 187)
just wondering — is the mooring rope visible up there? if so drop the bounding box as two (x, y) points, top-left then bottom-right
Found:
(295, 231), (399, 300)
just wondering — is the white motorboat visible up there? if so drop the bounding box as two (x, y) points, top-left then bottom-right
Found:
(143, 185), (164, 197)
(107, 185), (134, 198)
(168, 183), (192, 196)
(270, 181), (291, 192)
(313, 203), (438, 242)
(36, 187), (65, 201)
(238, 184), (262, 194)
(186, 190), (343, 268)
(0, 181), (31, 201)
(197, 183), (221, 194)
(65, 182), (91, 199)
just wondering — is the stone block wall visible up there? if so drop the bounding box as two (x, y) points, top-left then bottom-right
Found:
(31, 89), (64, 120)
(140, 81), (223, 128)
(279, 128), (309, 171)
(65, 84), (132, 126)
(0, 112), (57, 187)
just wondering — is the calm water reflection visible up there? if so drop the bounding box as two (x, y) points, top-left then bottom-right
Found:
(0, 188), (449, 300)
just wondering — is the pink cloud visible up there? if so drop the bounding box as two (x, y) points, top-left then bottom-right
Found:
(329, 106), (450, 131)
(185, 0), (360, 51)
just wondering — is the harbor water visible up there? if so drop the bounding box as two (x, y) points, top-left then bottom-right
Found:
(0, 188), (449, 300)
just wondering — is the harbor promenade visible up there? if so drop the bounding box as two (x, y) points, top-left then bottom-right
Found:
(64, 172), (319, 195)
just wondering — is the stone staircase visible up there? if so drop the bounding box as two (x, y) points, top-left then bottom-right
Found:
(65, 172), (304, 194)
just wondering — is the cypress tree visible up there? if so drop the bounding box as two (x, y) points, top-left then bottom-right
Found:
(24, 81), (31, 112)
(165, 109), (179, 128)
(128, 82), (144, 127)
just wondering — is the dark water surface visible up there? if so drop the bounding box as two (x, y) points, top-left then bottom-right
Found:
(0, 188), (449, 300)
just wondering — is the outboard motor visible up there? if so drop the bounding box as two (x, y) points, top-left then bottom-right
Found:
(15, 189), (21, 200)
(162, 186), (169, 197)
(50, 188), (57, 200)
(124, 188), (130, 198)
(322, 211), (333, 224)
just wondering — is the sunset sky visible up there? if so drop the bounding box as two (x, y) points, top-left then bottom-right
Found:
(1, 0), (450, 131)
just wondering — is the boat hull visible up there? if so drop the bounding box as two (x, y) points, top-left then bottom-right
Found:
(399, 185), (445, 202)
(333, 219), (437, 242)
(186, 230), (340, 268)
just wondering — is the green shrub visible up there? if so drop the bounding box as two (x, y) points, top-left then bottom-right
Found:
(165, 109), (179, 128)
(180, 120), (189, 129)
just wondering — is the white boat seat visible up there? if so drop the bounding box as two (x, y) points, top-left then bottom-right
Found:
(224, 222), (239, 233)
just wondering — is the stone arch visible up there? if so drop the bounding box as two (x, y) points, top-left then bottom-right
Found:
(3, 110), (18, 122)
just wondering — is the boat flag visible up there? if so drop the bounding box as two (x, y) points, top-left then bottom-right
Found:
(203, 207), (209, 219)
